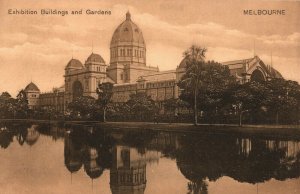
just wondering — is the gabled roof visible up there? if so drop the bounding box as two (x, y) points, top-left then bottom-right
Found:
(222, 57), (255, 66)
(222, 56), (283, 79)
(269, 68), (283, 78)
(258, 59), (283, 78)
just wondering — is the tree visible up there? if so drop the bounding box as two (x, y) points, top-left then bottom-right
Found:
(164, 98), (177, 123)
(96, 82), (114, 122)
(0, 92), (15, 119)
(228, 81), (270, 125)
(15, 89), (29, 118)
(178, 45), (207, 125)
(264, 79), (300, 124)
(125, 92), (158, 121)
(164, 98), (178, 114)
(227, 78), (300, 125)
(67, 96), (96, 120)
(178, 45), (235, 125)
(198, 61), (236, 122)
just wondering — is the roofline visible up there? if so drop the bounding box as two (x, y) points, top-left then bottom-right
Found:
(221, 57), (256, 65)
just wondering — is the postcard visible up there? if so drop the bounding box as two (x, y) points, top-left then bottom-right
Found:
(0, 0), (299, 194)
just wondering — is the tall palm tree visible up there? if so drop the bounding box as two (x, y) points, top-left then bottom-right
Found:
(96, 82), (114, 122)
(180, 45), (207, 125)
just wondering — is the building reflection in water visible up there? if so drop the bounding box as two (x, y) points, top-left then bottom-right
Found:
(110, 146), (160, 194)
(84, 146), (103, 179)
(25, 125), (40, 146)
(64, 132), (83, 175)
(1, 122), (300, 194)
(237, 138), (300, 159)
(63, 127), (161, 193)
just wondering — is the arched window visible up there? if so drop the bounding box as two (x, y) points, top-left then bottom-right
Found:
(250, 69), (265, 82)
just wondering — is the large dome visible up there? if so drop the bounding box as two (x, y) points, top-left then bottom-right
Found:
(110, 12), (145, 46)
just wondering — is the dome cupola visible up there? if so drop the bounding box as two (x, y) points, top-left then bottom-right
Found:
(24, 82), (40, 92)
(109, 12), (146, 66)
(86, 53), (105, 64)
(65, 59), (83, 70)
(110, 12), (145, 46)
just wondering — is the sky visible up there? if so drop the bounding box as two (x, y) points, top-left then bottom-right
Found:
(0, 0), (299, 97)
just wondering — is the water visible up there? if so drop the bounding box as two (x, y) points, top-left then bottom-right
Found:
(0, 122), (299, 194)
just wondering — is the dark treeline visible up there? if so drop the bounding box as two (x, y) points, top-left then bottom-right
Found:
(1, 77), (300, 125)
(177, 45), (300, 125)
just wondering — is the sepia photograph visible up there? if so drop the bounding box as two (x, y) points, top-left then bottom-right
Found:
(0, 0), (299, 193)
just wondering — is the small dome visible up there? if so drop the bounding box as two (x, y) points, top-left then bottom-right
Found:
(24, 82), (40, 92)
(178, 56), (189, 69)
(86, 53), (105, 64)
(65, 59), (83, 70)
(110, 12), (145, 46)
(84, 162), (103, 179)
(65, 160), (83, 173)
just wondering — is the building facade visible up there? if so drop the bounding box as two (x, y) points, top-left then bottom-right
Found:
(23, 12), (282, 111)
(64, 53), (109, 107)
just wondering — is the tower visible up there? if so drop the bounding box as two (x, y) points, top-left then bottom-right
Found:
(110, 146), (147, 194)
(24, 82), (40, 110)
(64, 53), (107, 107)
(84, 53), (107, 97)
(107, 12), (158, 84)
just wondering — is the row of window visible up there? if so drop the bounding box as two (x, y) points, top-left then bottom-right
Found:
(113, 82), (175, 92)
(146, 81), (175, 88)
(113, 85), (137, 92)
(96, 66), (105, 72)
(148, 93), (174, 101)
(119, 172), (145, 183)
(111, 48), (145, 58)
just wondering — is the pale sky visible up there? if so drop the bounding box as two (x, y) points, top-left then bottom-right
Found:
(0, 0), (299, 97)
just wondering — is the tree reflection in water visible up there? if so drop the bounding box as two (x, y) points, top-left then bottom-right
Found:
(176, 133), (300, 193)
(0, 122), (300, 193)
(62, 126), (300, 193)
(0, 122), (38, 148)
(187, 180), (208, 194)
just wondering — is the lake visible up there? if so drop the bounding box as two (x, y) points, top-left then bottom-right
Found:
(0, 122), (299, 194)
